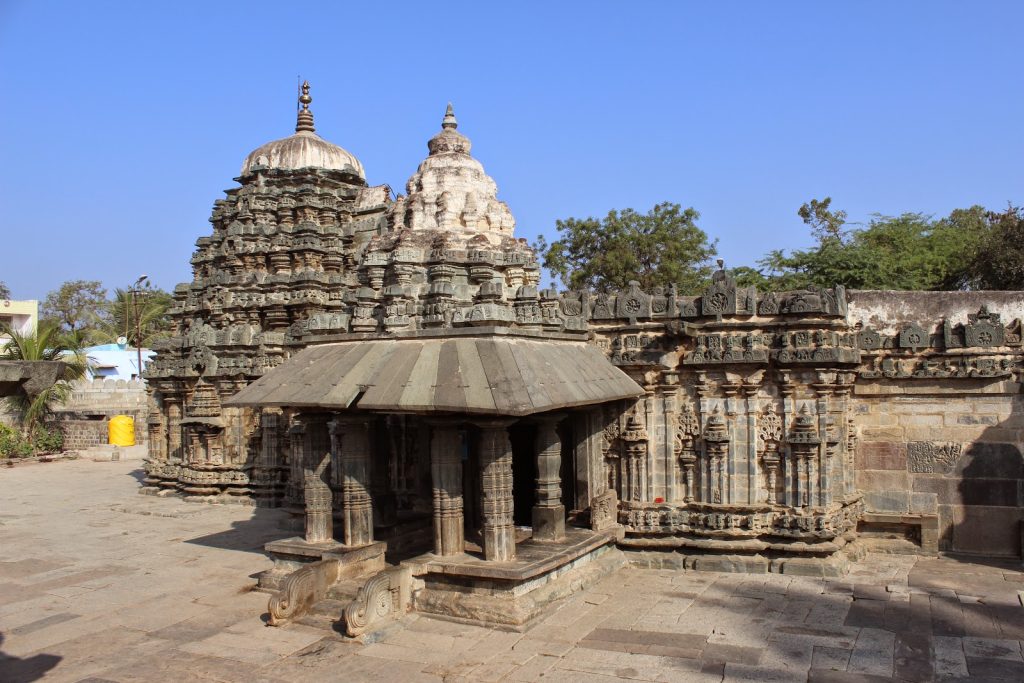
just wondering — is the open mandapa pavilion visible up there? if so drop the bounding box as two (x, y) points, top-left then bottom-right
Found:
(139, 84), (1024, 637)
(226, 332), (643, 633)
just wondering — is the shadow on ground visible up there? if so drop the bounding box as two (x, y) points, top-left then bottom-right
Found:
(0, 633), (60, 683)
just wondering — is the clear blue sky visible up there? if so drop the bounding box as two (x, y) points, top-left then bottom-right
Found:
(2, 1), (1021, 301)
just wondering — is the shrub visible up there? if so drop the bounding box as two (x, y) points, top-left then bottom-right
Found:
(32, 424), (64, 454)
(0, 424), (34, 458)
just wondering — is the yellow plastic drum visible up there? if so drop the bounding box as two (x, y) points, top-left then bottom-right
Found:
(108, 415), (135, 447)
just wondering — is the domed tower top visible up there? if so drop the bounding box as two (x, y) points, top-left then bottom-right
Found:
(393, 103), (515, 243)
(240, 81), (365, 180)
(426, 102), (472, 156)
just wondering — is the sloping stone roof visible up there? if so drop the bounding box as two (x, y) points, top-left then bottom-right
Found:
(224, 336), (643, 416)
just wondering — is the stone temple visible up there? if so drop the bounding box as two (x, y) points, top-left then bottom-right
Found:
(143, 83), (1024, 635)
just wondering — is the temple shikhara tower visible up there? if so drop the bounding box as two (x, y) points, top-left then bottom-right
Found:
(143, 84), (1024, 635)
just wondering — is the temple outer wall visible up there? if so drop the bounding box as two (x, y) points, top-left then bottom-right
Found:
(848, 291), (1024, 557)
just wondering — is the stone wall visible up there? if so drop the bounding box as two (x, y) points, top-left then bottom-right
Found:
(53, 379), (149, 448)
(848, 291), (1024, 557)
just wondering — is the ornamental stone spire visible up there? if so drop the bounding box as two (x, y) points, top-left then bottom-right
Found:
(393, 103), (515, 243)
(295, 80), (315, 133)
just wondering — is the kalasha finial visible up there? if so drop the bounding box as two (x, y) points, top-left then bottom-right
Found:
(296, 80), (315, 133)
(442, 102), (458, 130)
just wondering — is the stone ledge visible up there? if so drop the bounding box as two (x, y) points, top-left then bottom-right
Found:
(414, 528), (617, 582)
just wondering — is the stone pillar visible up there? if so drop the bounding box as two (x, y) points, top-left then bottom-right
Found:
(532, 413), (566, 542)
(302, 417), (333, 544)
(287, 418), (306, 507)
(330, 416), (374, 547)
(370, 418), (398, 528)
(430, 423), (464, 556)
(572, 408), (604, 509)
(478, 419), (516, 562)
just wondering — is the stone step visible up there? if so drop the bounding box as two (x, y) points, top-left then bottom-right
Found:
(294, 598), (346, 633)
(81, 444), (148, 462)
(326, 578), (363, 602)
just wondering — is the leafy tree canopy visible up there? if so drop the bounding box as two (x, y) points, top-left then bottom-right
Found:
(539, 202), (718, 294)
(41, 280), (109, 334)
(963, 205), (1024, 290)
(743, 199), (987, 291)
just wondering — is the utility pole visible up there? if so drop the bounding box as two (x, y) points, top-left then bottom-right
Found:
(132, 275), (148, 381)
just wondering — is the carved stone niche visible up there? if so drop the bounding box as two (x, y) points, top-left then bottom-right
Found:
(964, 306), (1005, 348)
(616, 281), (651, 324)
(858, 326), (884, 351)
(899, 323), (930, 350)
(701, 264), (737, 317)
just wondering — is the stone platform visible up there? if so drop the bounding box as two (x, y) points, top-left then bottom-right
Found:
(411, 528), (624, 631)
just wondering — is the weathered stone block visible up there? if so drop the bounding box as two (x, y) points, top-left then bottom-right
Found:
(950, 505), (1023, 556)
(856, 442), (904, 471)
(909, 492), (938, 514)
(912, 476), (960, 505)
(956, 442), (1024, 479)
(864, 491), (909, 513)
(857, 469), (909, 492)
(959, 479), (1019, 507)
(954, 414), (1000, 426)
(862, 426), (905, 440)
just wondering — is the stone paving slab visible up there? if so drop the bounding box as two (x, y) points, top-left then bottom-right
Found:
(4, 458), (1024, 682)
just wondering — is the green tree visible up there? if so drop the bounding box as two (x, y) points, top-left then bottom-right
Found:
(0, 281), (10, 299)
(963, 205), (1024, 289)
(41, 280), (109, 334)
(797, 196), (848, 243)
(540, 202), (718, 293)
(753, 199), (987, 291)
(0, 321), (88, 436)
(88, 284), (174, 348)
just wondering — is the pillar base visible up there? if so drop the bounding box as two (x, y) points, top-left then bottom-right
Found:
(532, 505), (566, 542)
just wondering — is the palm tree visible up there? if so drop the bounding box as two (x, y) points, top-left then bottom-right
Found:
(87, 286), (173, 348)
(0, 321), (88, 435)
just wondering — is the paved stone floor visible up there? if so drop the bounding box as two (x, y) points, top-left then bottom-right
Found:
(3, 459), (1024, 682)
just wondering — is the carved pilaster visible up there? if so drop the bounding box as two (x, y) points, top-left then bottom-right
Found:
(757, 403), (783, 505)
(429, 423), (464, 557)
(478, 419), (516, 561)
(532, 413), (565, 542)
(621, 412), (648, 503)
(674, 399), (700, 503)
(167, 399), (182, 463)
(703, 407), (729, 504)
(742, 383), (760, 504)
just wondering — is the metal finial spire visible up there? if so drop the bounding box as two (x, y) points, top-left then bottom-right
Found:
(296, 81), (316, 133)
(441, 102), (457, 130)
